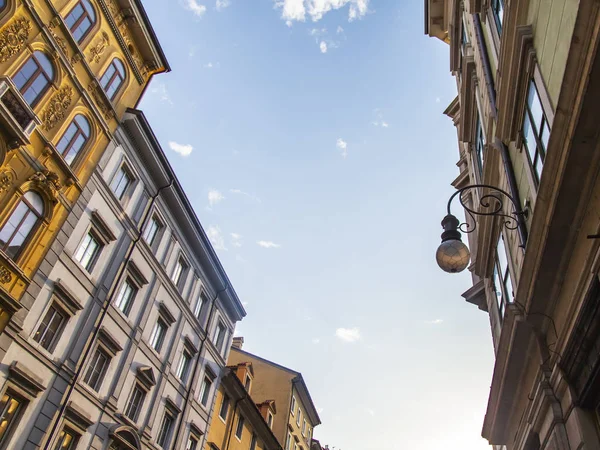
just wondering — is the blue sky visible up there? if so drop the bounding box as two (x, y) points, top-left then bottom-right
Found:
(139, 1), (494, 449)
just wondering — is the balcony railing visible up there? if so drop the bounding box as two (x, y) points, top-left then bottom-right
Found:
(0, 77), (40, 145)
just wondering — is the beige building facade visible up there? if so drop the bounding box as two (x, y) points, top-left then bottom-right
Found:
(0, 108), (245, 449)
(426, 0), (600, 449)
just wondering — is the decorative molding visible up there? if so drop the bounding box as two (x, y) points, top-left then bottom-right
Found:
(0, 17), (31, 63)
(88, 31), (110, 64)
(87, 81), (114, 120)
(136, 366), (157, 390)
(158, 301), (176, 325)
(0, 170), (13, 194)
(90, 210), (117, 243)
(65, 402), (94, 431)
(98, 327), (123, 355)
(29, 170), (61, 203)
(8, 361), (45, 397)
(47, 19), (68, 58)
(41, 86), (73, 131)
(0, 265), (12, 284)
(53, 279), (83, 315)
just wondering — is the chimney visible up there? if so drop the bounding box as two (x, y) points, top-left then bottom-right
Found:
(232, 336), (244, 350)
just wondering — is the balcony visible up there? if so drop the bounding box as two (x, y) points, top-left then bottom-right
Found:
(0, 77), (40, 146)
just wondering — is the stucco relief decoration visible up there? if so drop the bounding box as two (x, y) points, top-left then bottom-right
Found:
(48, 20), (69, 57)
(89, 32), (110, 64)
(0, 17), (32, 63)
(87, 82), (113, 120)
(0, 171), (14, 194)
(0, 266), (12, 284)
(41, 87), (73, 131)
(29, 170), (61, 203)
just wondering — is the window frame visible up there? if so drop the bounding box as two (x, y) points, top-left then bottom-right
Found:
(55, 114), (91, 166)
(32, 302), (69, 352)
(296, 408), (301, 426)
(213, 320), (226, 353)
(171, 255), (189, 292)
(474, 116), (485, 177)
(64, 0), (97, 43)
(0, 191), (45, 261)
(176, 348), (193, 383)
(99, 58), (127, 101)
(157, 409), (176, 448)
(186, 434), (199, 450)
(13, 51), (54, 107)
(522, 79), (550, 187)
(83, 345), (111, 392)
(267, 411), (273, 429)
(290, 396), (296, 416)
(235, 414), (245, 441)
(114, 277), (137, 317)
(124, 383), (146, 422)
(52, 425), (80, 450)
(0, 389), (26, 448)
(199, 372), (214, 407)
(74, 229), (103, 273)
(110, 163), (135, 202)
(492, 233), (514, 323)
(219, 394), (230, 421)
(490, 0), (504, 35)
(250, 433), (257, 450)
(149, 317), (168, 353)
(143, 213), (163, 249)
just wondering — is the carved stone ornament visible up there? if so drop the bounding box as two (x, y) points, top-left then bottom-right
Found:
(87, 82), (113, 120)
(0, 171), (13, 194)
(89, 32), (109, 64)
(47, 21), (68, 57)
(41, 86), (73, 131)
(0, 265), (12, 284)
(29, 170), (61, 202)
(0, 17), (32, 63)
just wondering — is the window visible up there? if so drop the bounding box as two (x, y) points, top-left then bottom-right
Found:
(0, 391), (24, 446)
(157, 411), (175, 448)
(110, 165), (133, 201)
(75, 230), (102, 272)
(290, 396), (296, 415)
(149, 318), (167, 352)
(176, 349), (192, 382)
(213, 321), (226, 352)
(53, 427), (79, 450)
(286, 432), (292, 450)
(523, 80), (550, 185)
(235, 415), (244, 440)
(83, 346), (110, 391)
(302, 419), (306, 436)
(114, 279), (136, 316)
(100, 58), (126, 100)
(64, 0), (96, 43)
(194, 292), (206, 319)
(474, 117), (485, 176)
(143, 215), (162, 246)
(12, 51), (54, 106)
(199, 374), (213, 407)
(493, 234), (514, 321)
(306, 426), (311, 441)
(267, 411), (273, 429)
(296, 409), (301, 426)
(171, 257), (189, 290)
(124, 384), (145, 421)
(491, 0), (504, 34)
(219, 394), (230, 420)
(250, 433), (257, 450)
(244, 375), (251, 391)
(0, 191), (44, 259)
(56, 114), (90, 165)
(33, 303), (67, 351)
(186, 436), (199, 450)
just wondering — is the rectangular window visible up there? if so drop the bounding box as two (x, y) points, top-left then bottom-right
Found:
(75, 231), (102, 272)
(493, 234), (514, 322)
(149, 318), (167, 352)
(53, 427), (79, 450)
(267, 411), (273, 429)
(33, 303), (67, 351)
(157, 412), (175, 447)
(296, 409), (301, 426)
(0, 391), (24, 446)
(250, 433), (257, 450)
(143, 215), (162, 247)
(124, 384), (145, 422)
(475, 117), (485, 176)
(219, 394), (230, 420)
(214, 322), (226, 352)
(523, 79), (550, 185)
(110, 165), (133, 201)
(114, 279), (137, 316)
(286, 433), (292, 450)
(244, 375), (251, 391)
(491, 0), (504, 34)
(235, 415), (244, 440)
(199, 375), (213, 407)
(83, 347), (110, 392)
(186, 436), (199, 450)
(290, 396), (296, 415)
(302, 419), (306, 436)
(171, 257), (189, 290)
(176, 350), (192, 383)
(194, 292), (207, 319)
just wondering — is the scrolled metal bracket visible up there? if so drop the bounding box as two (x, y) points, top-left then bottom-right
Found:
(447, 184), (528, 248)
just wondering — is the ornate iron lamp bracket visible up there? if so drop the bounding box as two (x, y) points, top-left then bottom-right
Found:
(447, 184), (528, 248)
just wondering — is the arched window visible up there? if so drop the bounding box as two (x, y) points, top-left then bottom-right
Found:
(64, 0), (96, 43)
(0, 0), (6, 11)
(12, 51), (54, 107)
(56, 114), (91, 165)
(0, 192), (44, 259)
(100, 59), (126, 100)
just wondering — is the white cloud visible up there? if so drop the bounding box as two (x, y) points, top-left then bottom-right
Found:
(150, 83), (172, 105)
(312, 338), (320, 344)
(336, 138), (347, 158)
(336, 25), (344, 33)
(257, 240), (281, 249)
(207, 225), (227, 250)
(286, 19), (293, 27)
(168, 141), (193, 157)
(229, 189), (261, 203)
(424, 319), (444, 325)
(231, 233), (243, 247)
(216, 0), (230, 10)
(208, 189), (225, 207)
(372, 109), (390, 128)
(366, 408), (375, 416)
(183, 0), (207, 17)
(275, 0), (369, 24)
(319, 41), (328, 53)
(436, 97), (441, 103)
(203, 62), (220, 69)
(335, 327), (361, 342)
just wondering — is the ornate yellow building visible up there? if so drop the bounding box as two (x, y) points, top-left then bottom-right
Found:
(0, 0), (168, 334)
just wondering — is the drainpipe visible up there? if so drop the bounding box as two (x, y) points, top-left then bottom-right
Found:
(170, 283), (229, 449)
(473, 13), (528, 248)
(43, 179), (174, 449)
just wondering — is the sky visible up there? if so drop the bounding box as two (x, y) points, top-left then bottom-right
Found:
(138, 1), (495, 449)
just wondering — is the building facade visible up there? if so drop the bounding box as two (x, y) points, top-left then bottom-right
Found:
(205, 360), (281, 450)
(0, 108), (245, 449)
(0, 0), (168, 338)
(426, 0), (600, 449)
(227, 339), (320, 450)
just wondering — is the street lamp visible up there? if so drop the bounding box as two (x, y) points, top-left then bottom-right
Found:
(436, 184), (528, 273)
